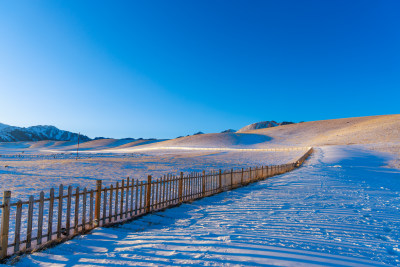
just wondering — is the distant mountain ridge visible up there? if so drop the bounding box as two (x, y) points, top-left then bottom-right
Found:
(237, 121), (294, 132)
(0, 123), (90, 142)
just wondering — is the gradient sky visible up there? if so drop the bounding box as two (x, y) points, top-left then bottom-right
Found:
(1, 1), (399, 139)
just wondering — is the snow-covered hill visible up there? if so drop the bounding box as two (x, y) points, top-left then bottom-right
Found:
(0, 123), (90, 142)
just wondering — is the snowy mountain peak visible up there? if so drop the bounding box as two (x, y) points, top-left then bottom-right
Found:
(0, 123), (90, 142)
(0, 122), (12, 131)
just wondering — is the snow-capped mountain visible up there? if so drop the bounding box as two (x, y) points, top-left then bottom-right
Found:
(0, 122), (13, 131)
(237, 121), (294, 132)
(0, 123), (90, 142)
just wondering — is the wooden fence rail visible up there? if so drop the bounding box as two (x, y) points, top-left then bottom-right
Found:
(0, 147), (313, 261)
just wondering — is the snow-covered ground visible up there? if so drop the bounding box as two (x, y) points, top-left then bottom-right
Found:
(0, 149), (305, 202)
(14, 145), (400, 266)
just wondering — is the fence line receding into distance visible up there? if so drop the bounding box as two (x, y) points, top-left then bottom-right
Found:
(0, 147), (313, 261)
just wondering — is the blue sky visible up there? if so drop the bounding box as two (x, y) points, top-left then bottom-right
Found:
(1, 1), (399, 139)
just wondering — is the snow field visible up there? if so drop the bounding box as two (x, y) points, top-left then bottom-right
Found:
(15, 146), (400, 266)
(0, 150), (305, 201)
(0, 148), (307, 260)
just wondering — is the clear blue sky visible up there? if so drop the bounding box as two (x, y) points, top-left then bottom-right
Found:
(1, 1), (399, 139)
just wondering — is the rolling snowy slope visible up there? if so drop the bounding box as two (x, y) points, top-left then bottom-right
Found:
(107, 132), (276, 152)
(243, 114), (400, 147)
(91, 115), (400, 154)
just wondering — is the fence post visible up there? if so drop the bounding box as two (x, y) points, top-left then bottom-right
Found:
(48, 188), (54, 242)
(120, 179), (124, 220)
(202, 170), (206, 197)
(178, 172), (183, 203)
(57, 184), (64, 238)
(146, 175), (152, 213)
(241, 168), (244, 185)
(74, 187), (80, 233)
(0, 191), (11, 259)
(26, 196), (34, 249)
(94, 180), (102, 227)
(14, 201), (22, 253)
(231, 168), (234, 189)
(249, 167), (252, 181)
(219, 169), (222, 192)
(37, 191), (45, 245)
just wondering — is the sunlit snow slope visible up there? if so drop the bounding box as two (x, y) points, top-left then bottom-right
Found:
(1, 115), (398, 154)
(244, 114), (400, 147)
(106, 114), (400, 152)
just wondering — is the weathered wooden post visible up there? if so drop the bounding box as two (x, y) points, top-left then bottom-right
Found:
(120, 180), (124, 220)
(139, 182), (143, 213)
(241, 168), (244, 185)
(134, 180), (139, 215)
(249, 167), (252, 182)
(48, 188), (54, 241)
(0, 191), (11, 259)
(37, 191), (45, 244)
(231, 168), (234, 189)
(26, 195), (34, 249)
(109, 185), (113, 222)
(83, 188), (87, 229)
(219, 169), (222, 192)
(126, 178), (130, 218)
(14, 201), (22, 253)
(94, 180), (102, 227)
(89, 190), (94, 228)
(74, 187), (80, 234)
(57, 184), (64, 238)
(178, 172), (183, 203)
(202, 170), (206, 197)
(146, 175), (152, 213)
(115, 182), (119, 221)
(102, 187), (106, 225)
(154, 179), (158, 209)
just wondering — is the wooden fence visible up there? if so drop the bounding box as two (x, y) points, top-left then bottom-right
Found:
(0, 147), (313, 261)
